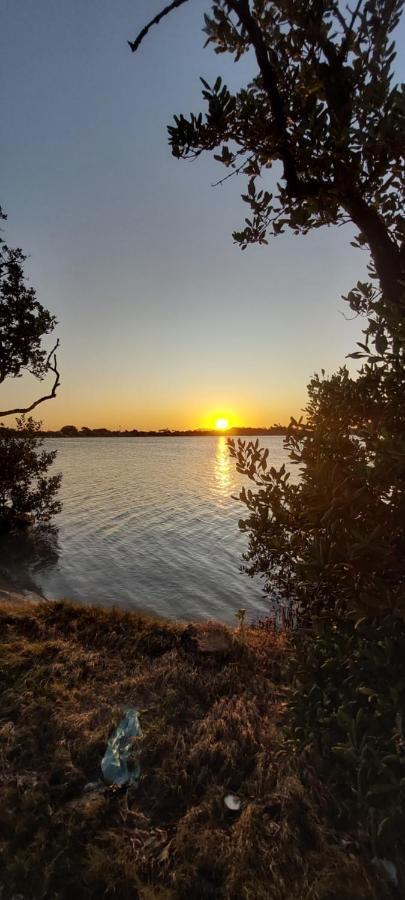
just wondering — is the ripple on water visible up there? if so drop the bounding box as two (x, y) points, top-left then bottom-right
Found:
(8, 436), (295, 623)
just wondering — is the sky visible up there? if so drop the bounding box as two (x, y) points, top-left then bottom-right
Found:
(1, 1), (404, 430)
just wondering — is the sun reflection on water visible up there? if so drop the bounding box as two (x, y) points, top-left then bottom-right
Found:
(214, 436), (232, 498)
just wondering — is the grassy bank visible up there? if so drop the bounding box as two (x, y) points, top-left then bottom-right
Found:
(0, 599), (393, 899)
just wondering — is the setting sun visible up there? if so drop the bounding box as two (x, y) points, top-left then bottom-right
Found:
(215, 417), (230, 431)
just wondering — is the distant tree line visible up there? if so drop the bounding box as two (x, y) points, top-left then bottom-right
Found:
(1, 424), (289, 437)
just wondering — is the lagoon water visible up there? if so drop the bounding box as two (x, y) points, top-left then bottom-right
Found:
(3, 436), (294, 623)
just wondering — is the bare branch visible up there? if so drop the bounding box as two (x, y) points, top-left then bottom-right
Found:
(333, 4), (350, 34)
(128, 0), (190, 53)
(0, 340), (61, 418)
(211, 155), (254, 187)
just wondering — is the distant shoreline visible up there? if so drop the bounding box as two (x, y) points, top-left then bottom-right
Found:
(1, 425), (289, 438)
(37, 427), (288, 438)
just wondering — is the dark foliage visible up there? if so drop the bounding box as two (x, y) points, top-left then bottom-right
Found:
(0, 206), (60, 418)
(0, 417), (62, 526)
(0, 207), (61, 524)
(288, 613), (405, 862)
(229, 354), (405, 619)
(0, 208), (56, 384)
(132, 0), (404, 342)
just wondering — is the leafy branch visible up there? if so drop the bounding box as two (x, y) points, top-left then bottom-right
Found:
(0, 339), (61, 418)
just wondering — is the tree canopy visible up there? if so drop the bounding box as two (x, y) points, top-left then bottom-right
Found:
(131, 0), (404, 348)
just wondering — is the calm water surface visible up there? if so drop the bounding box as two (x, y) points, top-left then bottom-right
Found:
(4, 436), (294, 623)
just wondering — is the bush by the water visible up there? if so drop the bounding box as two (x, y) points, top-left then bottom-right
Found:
(229, 350), (405, 864)
(0, 417), (61, 528)
(289, 612), (405, 862)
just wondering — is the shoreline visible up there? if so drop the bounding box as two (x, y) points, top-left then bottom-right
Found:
(0, 568), (46, 606)
(0, 428), (289, 439)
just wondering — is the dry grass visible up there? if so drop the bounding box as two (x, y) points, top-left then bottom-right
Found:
(0, 599), (388, 899)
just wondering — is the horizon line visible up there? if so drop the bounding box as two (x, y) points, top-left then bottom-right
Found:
(1, 424), (290, 435)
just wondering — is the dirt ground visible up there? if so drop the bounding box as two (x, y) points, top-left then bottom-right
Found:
(0, 598), (387, 899)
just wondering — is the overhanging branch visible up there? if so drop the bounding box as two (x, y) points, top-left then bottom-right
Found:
(0, 339), (61, 418)
(128, 0), (403, 307)
(128, 0), (191, 53)
(129, 0), (330, 199)
(225, 0), (330, 198)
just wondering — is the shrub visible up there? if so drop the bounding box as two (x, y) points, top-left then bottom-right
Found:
(228, 350), (405, 620)
(288, 612), (405, 859)
(228, 341), (405, 862)
(0, 417), (62, 527)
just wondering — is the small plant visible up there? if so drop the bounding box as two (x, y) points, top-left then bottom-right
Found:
(0, 416), (62, 528)
(235, 607), (246, 631)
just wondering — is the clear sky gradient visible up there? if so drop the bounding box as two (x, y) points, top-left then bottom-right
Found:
(2, 1), (404, 430)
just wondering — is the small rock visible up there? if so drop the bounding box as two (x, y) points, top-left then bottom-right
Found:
(224, 794), (241, 812)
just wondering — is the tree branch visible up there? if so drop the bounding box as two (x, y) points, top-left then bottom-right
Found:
(338, 0), (365, 60)
(0, 340), (61, 418)
(211, 154), (254, 187)
(129, 0), (330, 198)
(226, 0), (331, 198)
(129, 0), (403, 308)
(337, 180), (403, 306)
(128, 0), (191, 53)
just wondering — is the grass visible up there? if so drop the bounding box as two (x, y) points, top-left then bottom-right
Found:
(0, 598), (393, 899)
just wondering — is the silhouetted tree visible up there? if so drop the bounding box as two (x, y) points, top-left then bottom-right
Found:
(0, 208), (62, 526)
(130, 0), (404, 345)
(0, 207), (60, 418)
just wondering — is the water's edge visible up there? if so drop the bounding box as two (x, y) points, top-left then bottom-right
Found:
(0, 436), (294, 624)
